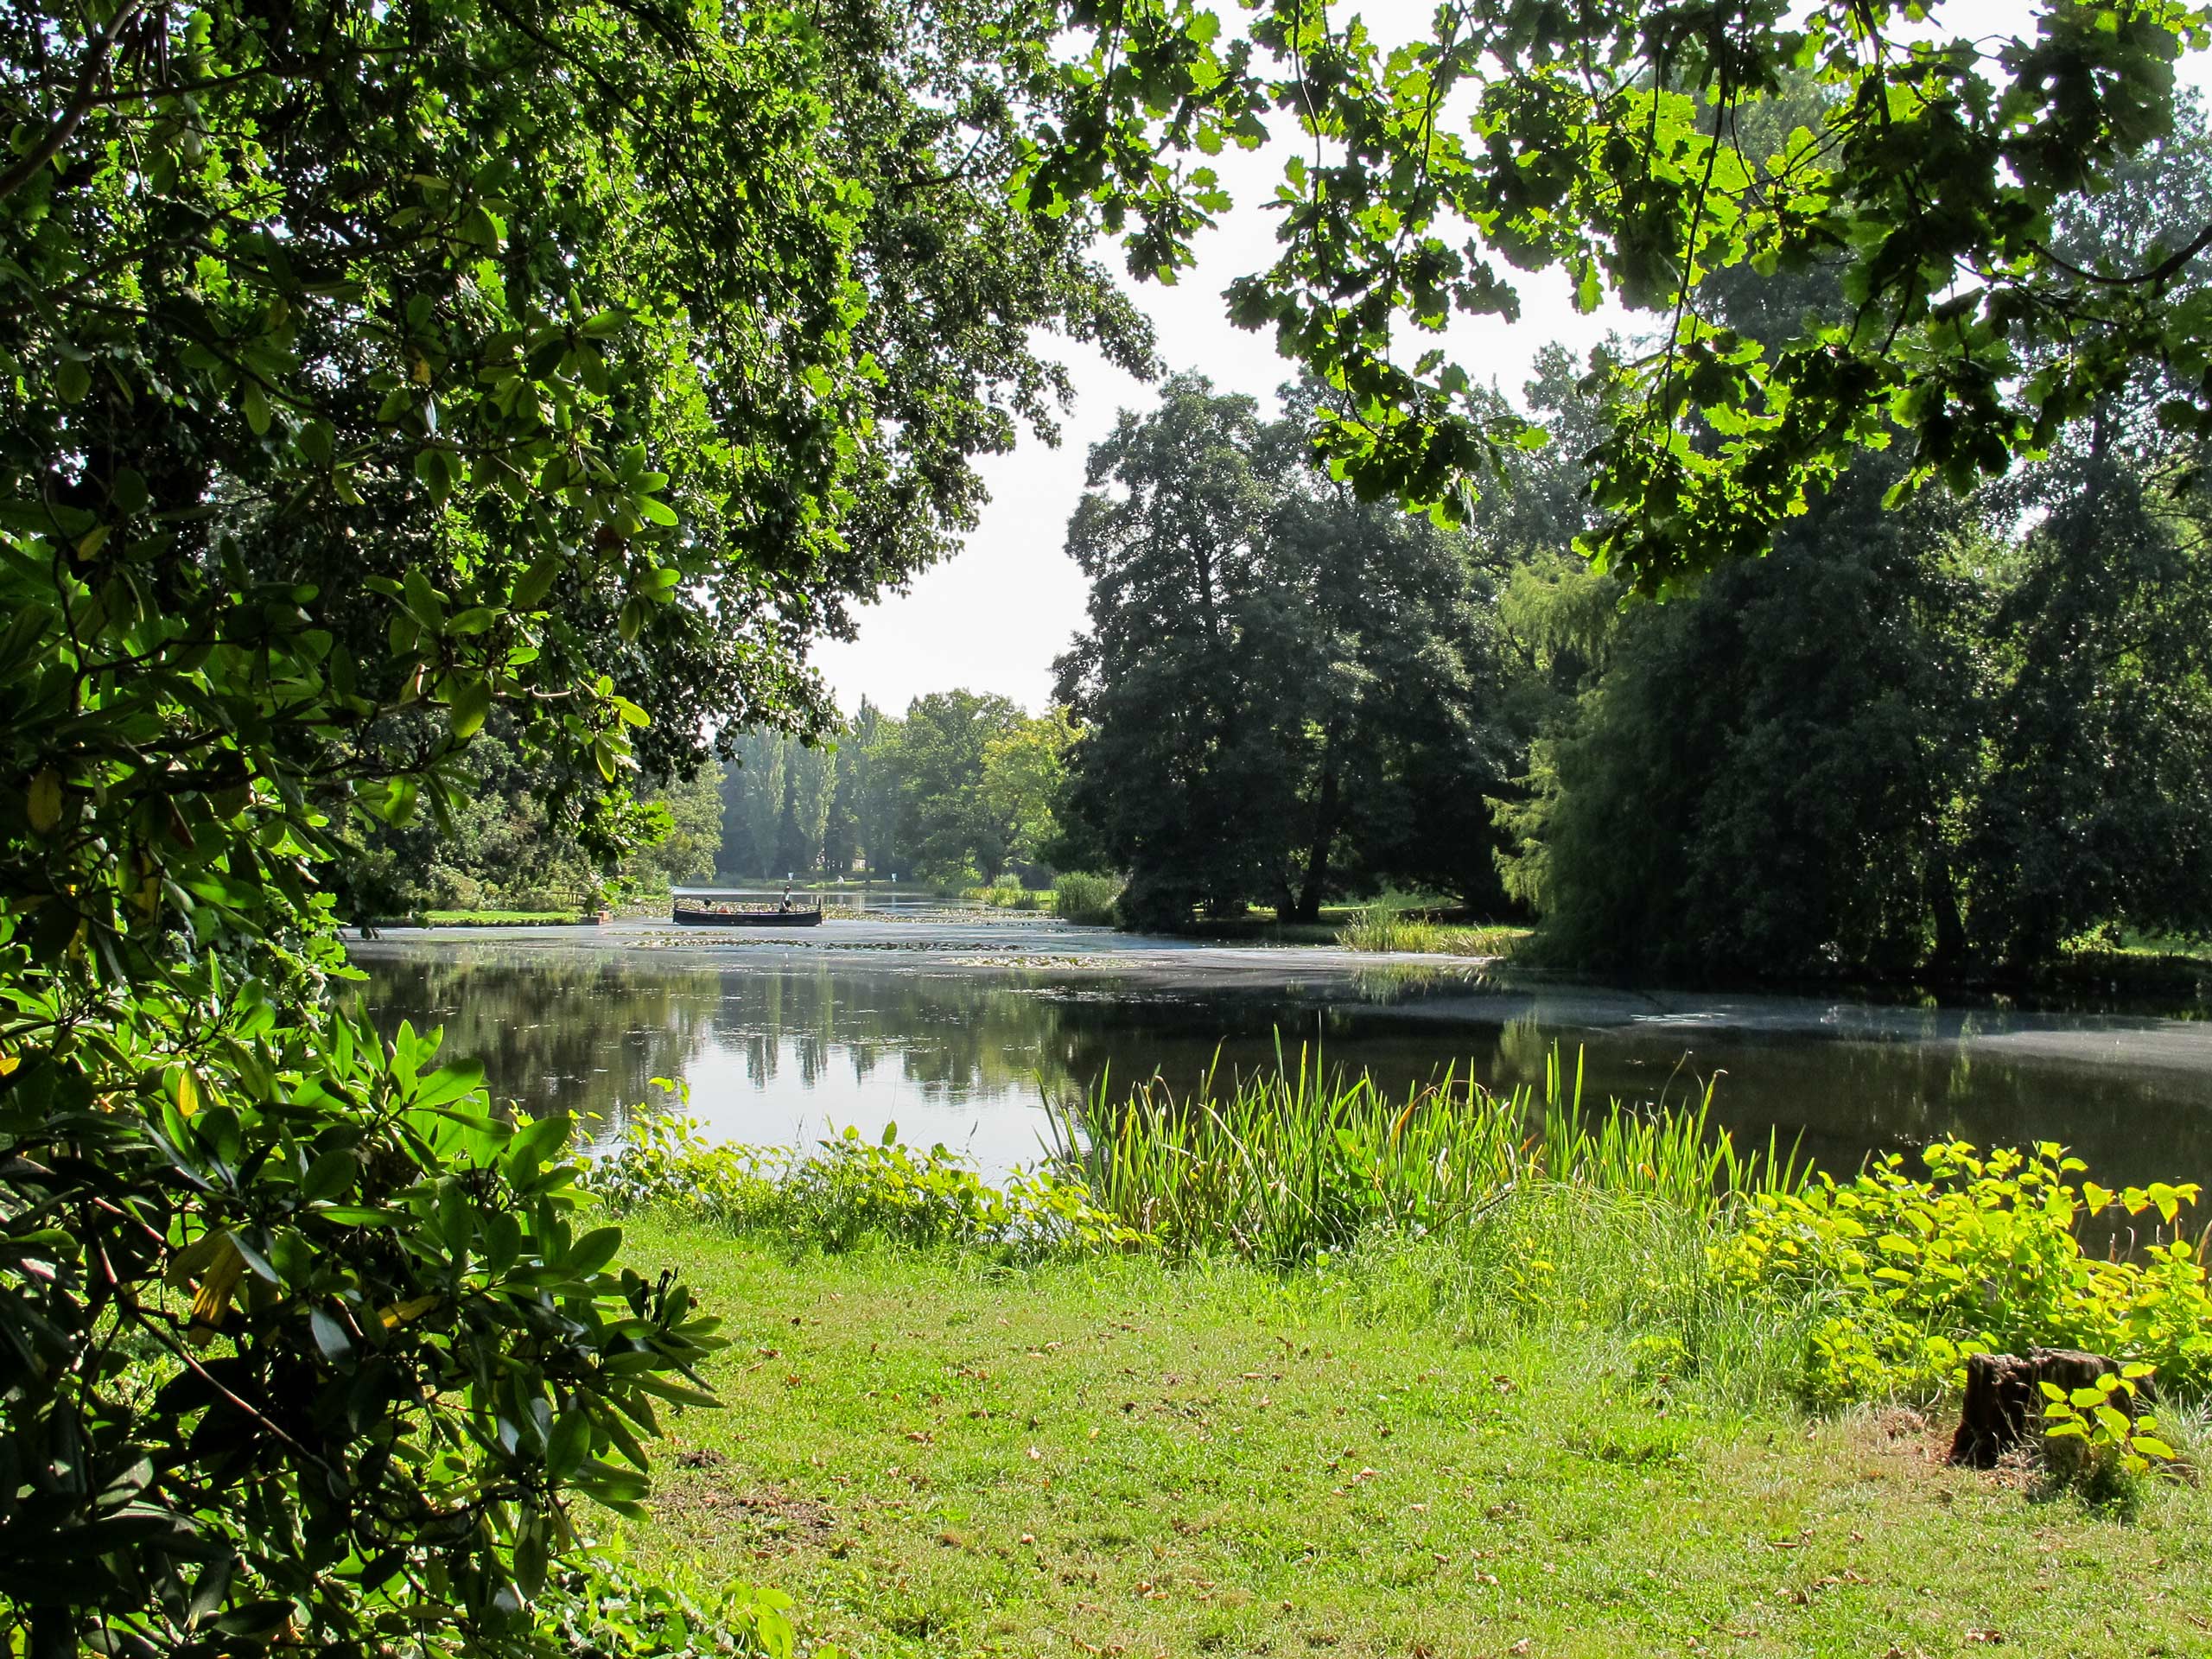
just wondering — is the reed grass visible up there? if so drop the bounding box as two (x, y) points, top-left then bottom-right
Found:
(1051, 869), (1123, 925)
(1335, 906), (1525, 957)
(1046, 1042), (1806, 1264)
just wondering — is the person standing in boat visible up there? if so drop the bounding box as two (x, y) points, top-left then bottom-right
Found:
(779, 883), (792, 913)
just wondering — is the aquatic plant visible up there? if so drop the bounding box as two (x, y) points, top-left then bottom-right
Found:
(1335, 906), (1523, 958)
(1045, 1043), (1801, 1265)
(960, 874), (1044, 910)
(1052, 870), (1124, 926)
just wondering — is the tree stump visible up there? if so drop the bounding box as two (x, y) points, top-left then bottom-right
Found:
(1947, 1348), (2125, 1467)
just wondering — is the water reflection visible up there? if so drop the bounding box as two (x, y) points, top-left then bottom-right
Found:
(350, 941), (2212, 1191)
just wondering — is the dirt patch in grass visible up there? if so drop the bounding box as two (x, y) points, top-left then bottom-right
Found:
(651, 1471), (840, 1554)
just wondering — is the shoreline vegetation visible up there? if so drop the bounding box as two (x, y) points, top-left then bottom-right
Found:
(579, 1056), (2212, 1656)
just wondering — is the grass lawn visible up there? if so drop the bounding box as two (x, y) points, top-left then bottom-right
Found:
(616, 1217), (2212, 1658)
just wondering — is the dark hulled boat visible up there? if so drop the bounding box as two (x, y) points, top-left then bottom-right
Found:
(671, 893), (826, 927)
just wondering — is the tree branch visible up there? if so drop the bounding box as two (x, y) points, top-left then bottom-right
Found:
(0, 0), (146, 203)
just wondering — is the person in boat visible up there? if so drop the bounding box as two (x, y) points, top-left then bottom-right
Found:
(779, 884), (792, 912)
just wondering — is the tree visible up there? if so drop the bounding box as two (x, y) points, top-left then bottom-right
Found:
(0, 0), (1156, 1650)
(626, 762), (725, 891)
(1055, 377), (1286, 922)
(887, 690), (1027, 883)
(349, 728), (721, 912)
(1492, 99), (2212, 981)
(982, 707), (1077, 875)
(843, 700), (905, 877)
(1037, 0), (2212, 592)
(1057, 375), (1511, 925)
(1957, 107), (2212, 965)
(1496, 462), (1989, 978)
(719, 731), (790, 879)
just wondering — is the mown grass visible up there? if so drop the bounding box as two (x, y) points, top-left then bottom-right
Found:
(588, 1050), (2212, 1654)
(614, 1217), (2212, 1659)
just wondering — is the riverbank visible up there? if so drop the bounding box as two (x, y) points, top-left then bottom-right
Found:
(613, 1216), (2212, 1658)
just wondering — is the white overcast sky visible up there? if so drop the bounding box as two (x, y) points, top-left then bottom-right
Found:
(814, 6), (2212, 718)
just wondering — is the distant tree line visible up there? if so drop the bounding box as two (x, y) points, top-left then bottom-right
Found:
(716, 694), (1072, 887)
(349, 689), (1077, 906)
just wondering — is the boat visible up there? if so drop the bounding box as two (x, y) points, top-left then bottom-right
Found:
(671, 892), (826, 927)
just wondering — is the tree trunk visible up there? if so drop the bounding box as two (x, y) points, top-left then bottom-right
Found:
(1948, 1348), (2125, 1467)
(1288, 744), (1340, 925)
(1927, 855), (1967, 971)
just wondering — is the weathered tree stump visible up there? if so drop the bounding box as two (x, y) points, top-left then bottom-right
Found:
(1948, 1348), (2125, 1467)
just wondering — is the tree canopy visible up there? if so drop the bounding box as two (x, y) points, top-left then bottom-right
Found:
(0, 0), (1147, 1650)
(1039, 0), (2212, 593)
(1054, 374), (1511, 926)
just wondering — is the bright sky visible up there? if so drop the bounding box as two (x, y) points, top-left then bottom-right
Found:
(813, 7), (2211, 719)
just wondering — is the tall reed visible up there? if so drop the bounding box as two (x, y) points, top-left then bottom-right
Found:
(1335, 906), (1523, 957)
(1046, 1042), (1806, 1263)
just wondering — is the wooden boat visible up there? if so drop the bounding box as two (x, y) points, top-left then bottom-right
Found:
(671, 893), (825, 927)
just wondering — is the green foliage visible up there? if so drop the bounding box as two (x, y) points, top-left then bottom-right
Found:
(1057, 376), (1514, 927)
(586, 1109), (1139, 1259)
(547, 1554), (836, 1659)
(353, 733), (721, 916)
(715, 697), (1073, 885)
(2039, 1365), (2184, 1502)
(1335, 906), (1522, 958)
(961, 874), (1044, 910)
(1051, 870), (1125, 926)
(1719, 1142), (2212, 1408)
(580, 1106), (778, 1224)
(0, 0), (1160, 1648)
(1049, 1045), (1794, 1267)
(1030, 0), (2212, 593)
(1494, 460), (1987, 978)
(0, 1012), (722, 1653)
(885, 690), (1026, 885)
(1488, 111), (2212, 981)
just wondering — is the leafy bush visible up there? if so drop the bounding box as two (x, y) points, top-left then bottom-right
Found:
(587, 1113), (1140, 1258)
(1718, 1141), (2212, 1407)
(550, 1554), (836, 1659)
(586, 1106), (779, 1224)
(1052, 870), (1124, 925)
(2039, 1363), (2182, 1491)
(0, 1013), (723, 1655)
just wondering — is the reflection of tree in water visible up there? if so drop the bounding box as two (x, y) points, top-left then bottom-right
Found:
(710, 963), (1087, 1101)
(346, 953), (721, 1134)
(350, 948), (2212, 1193)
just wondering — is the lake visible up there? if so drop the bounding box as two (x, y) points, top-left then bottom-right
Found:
(346, 915), (2212, 1192)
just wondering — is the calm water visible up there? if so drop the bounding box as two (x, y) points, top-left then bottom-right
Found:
(347, 919), (2212, 1190)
